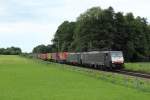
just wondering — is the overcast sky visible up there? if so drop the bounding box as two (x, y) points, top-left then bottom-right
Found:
(0, 0), (149, 52)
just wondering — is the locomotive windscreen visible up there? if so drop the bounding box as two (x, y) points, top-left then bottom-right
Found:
(111, 51), (124, 63)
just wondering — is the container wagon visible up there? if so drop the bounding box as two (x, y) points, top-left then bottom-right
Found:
(59, 52), (68, 63)
(47, 53), (52, 61)
(67, 53), (81, 65)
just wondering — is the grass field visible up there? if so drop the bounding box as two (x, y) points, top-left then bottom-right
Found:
(125, 62), (150, 73)
(0, 55), (149, 100)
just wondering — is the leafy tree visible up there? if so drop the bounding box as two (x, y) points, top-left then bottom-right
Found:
(32, 44), (52, 53)
(52, 21), (76, 52)
(51, 6), (150, 61)
(72, 7), (115, 51)
(0, 47), (22, 55)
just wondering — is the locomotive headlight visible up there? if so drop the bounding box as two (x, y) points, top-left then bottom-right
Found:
(111, 57), (124, 64)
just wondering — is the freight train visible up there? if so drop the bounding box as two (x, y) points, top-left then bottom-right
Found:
(34, 51), (124, 70)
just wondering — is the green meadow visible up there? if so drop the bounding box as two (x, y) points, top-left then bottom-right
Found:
(125, 62), (150, 73)
(0, 55), (149, 100)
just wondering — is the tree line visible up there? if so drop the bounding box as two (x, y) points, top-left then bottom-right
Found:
(32, 44), (52, 53)
(0, 47), (22, 55)
(33, 6), (150, 62)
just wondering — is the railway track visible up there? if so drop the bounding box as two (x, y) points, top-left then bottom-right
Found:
(71, 64), (150, 79)
(43, 60), (150, 79)
(63, 63), (150, 79)
(113, 70), (150, 79)
(76, 64), (150, 79)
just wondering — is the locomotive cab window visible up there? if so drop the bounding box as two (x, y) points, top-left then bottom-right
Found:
(111, 52), (122, 58)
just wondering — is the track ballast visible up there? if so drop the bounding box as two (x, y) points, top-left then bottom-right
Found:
(112, 69), (150, 79)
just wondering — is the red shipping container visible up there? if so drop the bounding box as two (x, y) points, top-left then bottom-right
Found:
(39, 54), (48, 60)
(52, 53), (57, 60)
(59, 52), (68, 61)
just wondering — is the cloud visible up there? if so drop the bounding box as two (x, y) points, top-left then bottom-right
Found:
(0, 22), (53, 33)
(0, 0), (150, 52)
(0, 21), (58, 52)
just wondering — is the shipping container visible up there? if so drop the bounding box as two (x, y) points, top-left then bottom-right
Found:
(59, 52), (68, 61)
(47, 53), (52, 60)
(67, 53), (81, 64)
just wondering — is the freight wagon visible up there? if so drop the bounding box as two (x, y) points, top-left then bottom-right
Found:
(51, 53), (58, 61)
(67, 53), (81, 64)
(47, 53), (52, 60)
(59, 52), (68, 63)
(38, 54), (48, 60)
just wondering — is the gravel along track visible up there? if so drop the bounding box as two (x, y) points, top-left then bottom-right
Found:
(114, 70), (150, 79)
